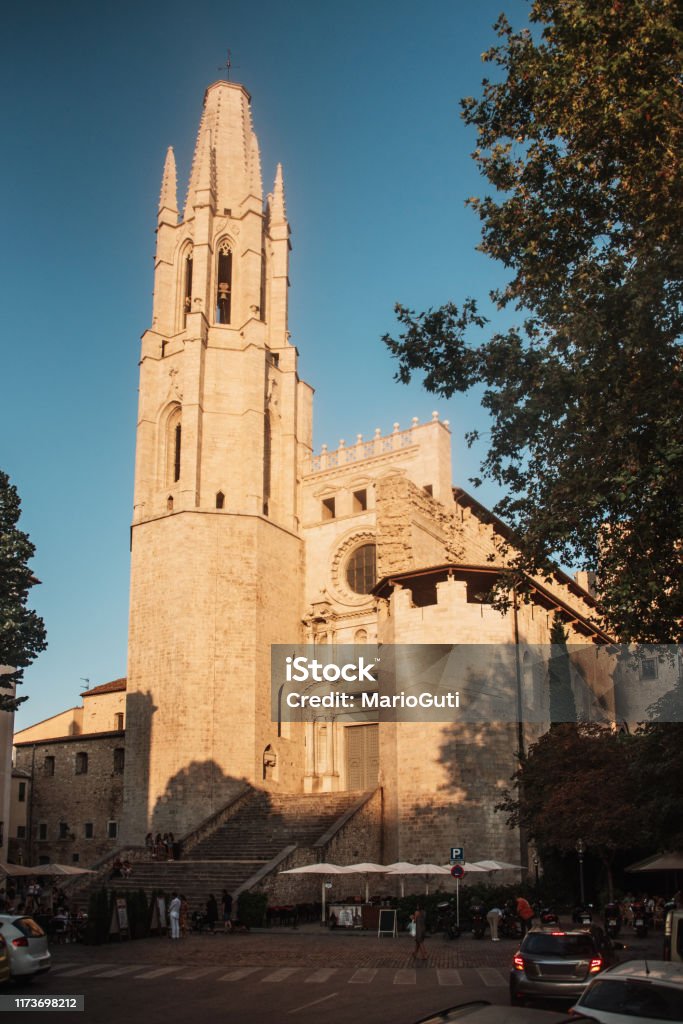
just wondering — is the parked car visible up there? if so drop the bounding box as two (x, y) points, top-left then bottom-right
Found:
(570, 960), (683, 1022)
(663, 909), (683, 963)
(510, 926), (617, 1005)
(0, 934), (10, 985)
(0, 916), (51, 978)
(413, 1000), (574, 1022)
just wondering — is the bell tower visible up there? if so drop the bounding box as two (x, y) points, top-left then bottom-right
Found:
(123, 82), (312, 842)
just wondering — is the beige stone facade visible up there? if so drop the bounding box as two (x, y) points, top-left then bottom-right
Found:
(14, 79), (615, 873)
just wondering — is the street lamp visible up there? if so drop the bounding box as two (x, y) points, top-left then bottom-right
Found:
(576, 838), (585, 905)
(533, 854), (540, 887)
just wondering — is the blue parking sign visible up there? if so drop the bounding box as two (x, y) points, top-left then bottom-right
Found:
(450, 846), (464, 863)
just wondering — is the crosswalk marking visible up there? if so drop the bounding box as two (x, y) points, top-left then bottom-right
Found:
(437, 969), (463, 986)
(218, 967), (261, 981)
(304, 968), (337, 983)
(262, 967), (299, 983)
(349, 968), (377, 984)
(47, 964), (80, 974)
(176, 966), (223, 980)
(93, 965), (149, 978)
(50, 963), (511, 987)
(55, 964), (110, 976)
(477, 967), (506, 987)
(134, 966), (180, 979)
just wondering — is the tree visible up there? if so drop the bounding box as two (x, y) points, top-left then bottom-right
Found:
(497, 723), (647, 898)
(548, 616), (577, 724)
(0, 470), (47, 711)
(383, 0), (683, 643)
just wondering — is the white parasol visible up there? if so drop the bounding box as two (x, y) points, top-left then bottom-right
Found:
(279, 862), (354, 922)
(343, 862), (388, 903)
(385, 862), (451, 896)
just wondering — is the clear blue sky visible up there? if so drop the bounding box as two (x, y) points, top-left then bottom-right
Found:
(2, 0), (531, 729)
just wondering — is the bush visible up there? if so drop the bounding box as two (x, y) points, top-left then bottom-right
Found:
(84, 888), (111, 945)
(238, 892), (267, 929)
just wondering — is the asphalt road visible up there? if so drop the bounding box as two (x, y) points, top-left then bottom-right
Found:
(5, 926), (664, 1024)
(9, 963), (508, 1024)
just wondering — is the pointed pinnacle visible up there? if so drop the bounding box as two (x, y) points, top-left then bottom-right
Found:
(159, 146), (178, 215)
(195, 127), (216, 198)
(271, 163), (287, 223)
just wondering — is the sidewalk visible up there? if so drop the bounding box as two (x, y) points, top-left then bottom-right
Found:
(48, 925), (664, 972)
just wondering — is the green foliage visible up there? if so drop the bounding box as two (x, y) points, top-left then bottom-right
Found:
(498, 725), (646, 858)
(0, 470), (47, 710)
(383, 0), (683, 643)
(237, 891), (267, 928)
(497, 721), (683, 897)
(84, 888), (111, 945)
(126, 889), (149, 939)
(548, 616), (577, 723)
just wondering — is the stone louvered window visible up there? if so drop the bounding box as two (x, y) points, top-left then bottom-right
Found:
(216, 240), (232, 324)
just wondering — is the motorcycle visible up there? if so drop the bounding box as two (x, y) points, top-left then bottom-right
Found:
(470, 903), (487, 940)
(539, 906), (560, 926)
(436, 900), (461, 940)
(604, 901), (622, 938)
(632, 900), (648, 938)
(573, 903), (593, 926)
(499, 906), (523, 939)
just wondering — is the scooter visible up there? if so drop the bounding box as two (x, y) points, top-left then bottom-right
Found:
(573, 903), (593, 926)
(499, 906), (523, 939)
(470, 903), (487, 940)
(604, 901), (622, 938)
(632, 900), (648, 938)
(436, 900), (461, 940)
(539, 906), (560, 926)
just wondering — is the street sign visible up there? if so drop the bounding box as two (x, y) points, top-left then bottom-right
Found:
(451, 863), (465, 879)
(450, 846), (464, 863)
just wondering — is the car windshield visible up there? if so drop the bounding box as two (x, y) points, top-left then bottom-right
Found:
(12, 918), (45, 938)
(522, 933), (595, 957)
(581, 979), (683, 1021)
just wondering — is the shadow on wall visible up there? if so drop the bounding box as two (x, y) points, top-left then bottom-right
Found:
(151, 760), (250, 836)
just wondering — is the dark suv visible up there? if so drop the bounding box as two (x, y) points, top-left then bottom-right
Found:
(509, 925), (618, 1005)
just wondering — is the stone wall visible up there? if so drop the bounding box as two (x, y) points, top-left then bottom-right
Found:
(14, 733), (125, 866)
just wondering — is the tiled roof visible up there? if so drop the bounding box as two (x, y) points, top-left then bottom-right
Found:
(81, 677), (127, 697)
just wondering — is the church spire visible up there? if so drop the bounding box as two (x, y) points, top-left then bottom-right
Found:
(158, 146), (178, 226)
(270, 163), (287, 224)
(193, 126), (216, 210)
(183, 81), (261, 220)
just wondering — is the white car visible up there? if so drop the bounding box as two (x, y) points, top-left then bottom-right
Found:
(570, 960), (683, 1022)
(0, 916), (51, 978)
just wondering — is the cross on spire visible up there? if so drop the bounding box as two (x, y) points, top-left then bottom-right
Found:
(218, 50), (240, 81)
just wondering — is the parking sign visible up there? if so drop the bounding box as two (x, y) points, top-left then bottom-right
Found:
(450, 846), (464, 863)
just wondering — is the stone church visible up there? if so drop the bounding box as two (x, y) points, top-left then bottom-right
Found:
(14, 79), (613, 887)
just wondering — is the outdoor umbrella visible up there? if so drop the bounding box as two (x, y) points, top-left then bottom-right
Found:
(32, 864), (96, 876)
(279, 862), (354, 922)
(385, 862), (451, 896)
(472, 859), (526, 871)
(0, 862), (36, 877)
(343, 862), (387, 903)
(626, 853), (683, 872)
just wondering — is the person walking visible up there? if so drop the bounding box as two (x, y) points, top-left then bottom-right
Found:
(206, 893), (219, 934)
(169, 892), (181, 940)
(411, 904), (428, 963)
(179, 895), (189, 938)
(487, 905), (502, 941)
(221, 890), (233, 933)
(516, 895), (534, 936)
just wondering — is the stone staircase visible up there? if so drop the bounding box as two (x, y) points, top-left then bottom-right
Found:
(80, 788), (373, 912)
